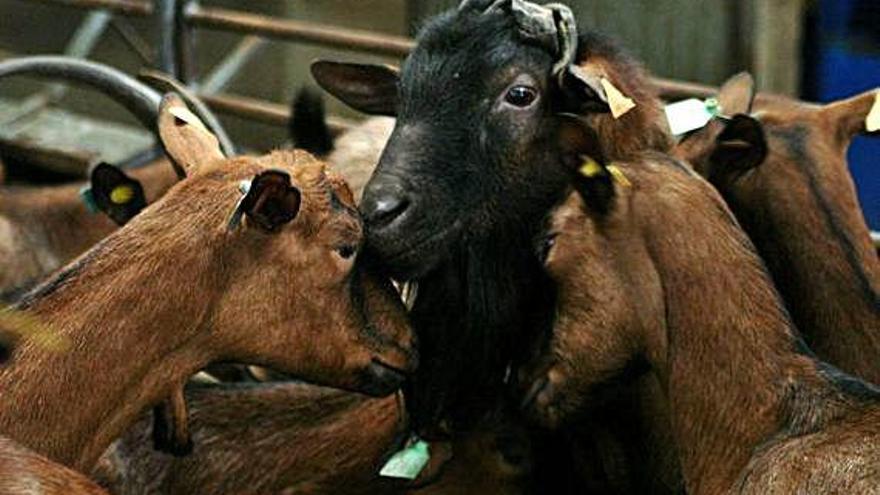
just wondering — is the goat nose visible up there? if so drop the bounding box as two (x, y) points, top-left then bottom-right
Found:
(362, 183), (411, 228)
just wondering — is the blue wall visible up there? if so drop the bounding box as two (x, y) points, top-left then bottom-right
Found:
(813, 0), (880, 230)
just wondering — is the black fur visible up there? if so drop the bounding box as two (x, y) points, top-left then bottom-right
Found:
(366, 8), (572, 432)
(290, 88), (334, 156)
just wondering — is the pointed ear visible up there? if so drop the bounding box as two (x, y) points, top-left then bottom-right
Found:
(311, 61), (399, 117)
(717, 72), (756, 116)
(558, 114), (606, 166)
(157, 93), (225, 178)
(238, 170), (302, 232)
(559, 65), (611, 114)
(709, 114), (767, 173)
(557, 114), (615, 213)
(89, 162), (147, 226)
(822, 88), (880, 143)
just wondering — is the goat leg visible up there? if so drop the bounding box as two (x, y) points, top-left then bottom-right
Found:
(151, 384), (193, 457)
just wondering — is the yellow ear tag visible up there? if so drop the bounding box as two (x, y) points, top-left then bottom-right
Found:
(600, 78), (636, 119)
(168, 105), (210, 133)
(606, 165), (631, 187)
(110, 185), (134, 205)
(866, 91), (880, 133)
(579, 156), (604, 178)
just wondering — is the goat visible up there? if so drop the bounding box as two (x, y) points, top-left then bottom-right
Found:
(312, 2), (677, 493)
(290, 89), (395, 201)
(311, 0), (672, 441)
(676, 77), (880, 384)
(0, 93), (416, 473)
(0, 436), (109, 495)
(92, 383), (531, 494)
(0, 57), (218, 301)
(521, 120), (880, 494)
(0, 159), (177, 301)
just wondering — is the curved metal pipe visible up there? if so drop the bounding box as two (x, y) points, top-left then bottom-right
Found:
(0, 56), (234, 157)
(138, 69), (236, 155)
(0, 56), (160, 130)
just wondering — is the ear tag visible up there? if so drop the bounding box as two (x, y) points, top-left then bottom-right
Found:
(606, 164), (631, 187)
(79, 186), (99, 213)
(226, 180), (253, 231)
(379, 435), (431, 480)
(665, 98), (721, 136)
(168, 105), (210, 134)
(110, 185), (135, 205)
(579, 156), (604, 178)
(600, 78), (636, 119)
(866, 91), (880, 132)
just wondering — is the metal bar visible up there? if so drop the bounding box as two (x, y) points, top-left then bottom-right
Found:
(109, 17), (155, 64)
(199, 92), (354, 137)
(652, 77), (717, 101)
(27, 0), (152, 16)
(25, 0), (745, 101)
(199, 35), (266, 95)
(139, 69), (236, 155)
(186, 5), (416, 57)
(155, 0), (178, 75)
(872, 231), (880, 249)
(175, 0), (198, 83)
(2, 10), (112, 126)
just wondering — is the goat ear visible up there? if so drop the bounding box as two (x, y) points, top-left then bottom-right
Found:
(717, 72), (756, 115)
(238, 170), (302, 232)
(559, 65), (611, 114)
(710, 114), (767, 173)
(822, 88), (880, 142)
(157, 93), (225, 178)
(311, 61), (399, 117)
(89, 162), (147, 226)
(557, 115), (616, 213)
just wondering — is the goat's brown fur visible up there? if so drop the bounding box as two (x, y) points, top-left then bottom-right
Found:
(0, 159), (178, 300)
(0, 436), (108, 494)
(0, 104), (415, 471)
(93, 383), (530, 494)
(525, 154), (880, 494)
(677, 85), (880, 384)
(574, 32), (673, 159)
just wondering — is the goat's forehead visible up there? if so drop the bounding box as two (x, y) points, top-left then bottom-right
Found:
(403, 11), (549, 90)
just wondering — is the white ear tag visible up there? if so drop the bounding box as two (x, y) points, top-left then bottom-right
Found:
(665, 98), (720, 136)
(866, 91), (880, 133)
(226, 180), (252, 231)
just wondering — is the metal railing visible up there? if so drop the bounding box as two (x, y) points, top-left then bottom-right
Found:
(7, 0), (880, 246)
(20, 0), (736, 124)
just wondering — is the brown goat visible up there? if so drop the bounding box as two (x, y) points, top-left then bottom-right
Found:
(93, 382), (531, 494)
(326, 117), (396, 201)
(676, 79), (880, 384)
(0, 160), (177, 301)
(0, 95), (416, 472)
(0, 436), (109, 495)
(522, 123), (880, 494)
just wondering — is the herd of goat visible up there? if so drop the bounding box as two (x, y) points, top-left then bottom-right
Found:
(0, 0), (878, 493)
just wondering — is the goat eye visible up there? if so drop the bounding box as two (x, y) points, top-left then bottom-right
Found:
(505, 85), (538, 107)
(336, 245), (357, 260)
(536, 234), (557, 263)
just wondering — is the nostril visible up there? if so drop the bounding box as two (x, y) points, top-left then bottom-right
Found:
(362, 183), (411, 227)
(370, 195), (410, 226)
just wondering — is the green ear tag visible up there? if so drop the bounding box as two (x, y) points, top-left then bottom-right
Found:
(379, 437), (430, 480)
(704, 97), (722, 118)
(79, 186), (99, 213)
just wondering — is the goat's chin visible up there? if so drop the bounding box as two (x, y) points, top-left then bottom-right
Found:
(520, 365), (578, 430)
(364, 219), (462, 282)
